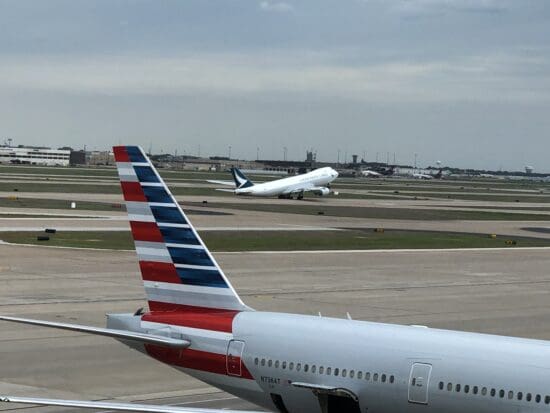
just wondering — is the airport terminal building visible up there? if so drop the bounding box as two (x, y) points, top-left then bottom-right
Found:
(0, 146), (71, 166)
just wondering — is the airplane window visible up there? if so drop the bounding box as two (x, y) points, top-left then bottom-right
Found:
(508, 391), (513, 400)
(312, 365), (316, 374)
(327, 367), (332, 375)
(358, 371), (363, 379)
(464, 385), (469, 394)
(545, 396), (550, 404)
(490, 389), (496, 397)
(455, 384), (461, 392)
(282, 361), (287, 369)
(447, 383), (452, 391)
(366, 372), (371, 381)
(439, 382), (444, 390)
(350, 370), (354, 378)
(473, 386), (478, 395)
(289, 362), (294, 370)
(334, 368), (339, 376)
(296, 363), (301, 372)
(527, 393), (532, 402)
(412, 378), (416, 386)
(268, 360), (273, 367)
(536, 394), (541, 403)
(275, 360), (279, 368)
(390, 375), (395, 384)
(381, 374), (386, 383)
(517, 392), (523, 401)
(319, 366), (324, 374)
(499, 390), (505, 398)
(373, 373), (379, 382)
(254, 358), (259, 365)
(304, 364), (309, 373)
(261, 359), (266, 366)
(481, 387), (487, 396)
(342, 369), (347, 378)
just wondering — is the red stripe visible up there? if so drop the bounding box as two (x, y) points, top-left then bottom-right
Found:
(144, 346), (253, 379)
(130, 221), (164, 243)
(121, 181), (147, 202)
(140, 261), (180, 283)
(143, 304), (239, 333)
(113, 146), (130, 162)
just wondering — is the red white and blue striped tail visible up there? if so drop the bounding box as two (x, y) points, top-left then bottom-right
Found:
(113, 146), (250, 313)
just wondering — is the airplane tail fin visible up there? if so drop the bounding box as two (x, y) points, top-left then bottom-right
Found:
(113, 146), (249, 313)
(230, 167), (254, 189)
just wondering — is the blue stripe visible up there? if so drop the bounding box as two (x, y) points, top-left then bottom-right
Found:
(126, 146), (147, 163)
(159, 227), (199, 245)
(143, 186), (172, 203)
(169, 247), (213, 267)
(134, 166), (160, 183)
(176, 268), (227, 288)
(151, 206), (187, 224)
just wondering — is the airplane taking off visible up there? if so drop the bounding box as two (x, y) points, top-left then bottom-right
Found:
(4, 146), (550, 413)
(209, 167), (338, 199)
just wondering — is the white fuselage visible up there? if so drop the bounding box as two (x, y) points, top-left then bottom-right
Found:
(235, 167), (338, 197)
(112, 310), (550, 413)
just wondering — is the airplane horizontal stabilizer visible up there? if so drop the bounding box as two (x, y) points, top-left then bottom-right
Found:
(0, 396), (264, 413)
(206, 180), (236, 187)
(0, 316), (190, 348)
(215, 188), (237, 193)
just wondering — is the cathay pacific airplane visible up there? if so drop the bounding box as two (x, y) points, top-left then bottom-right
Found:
(3, 146), (550, 413)
(209, 167), (338, 199)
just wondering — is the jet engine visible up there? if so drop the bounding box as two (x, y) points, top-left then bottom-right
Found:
(315, 187), (331, 196)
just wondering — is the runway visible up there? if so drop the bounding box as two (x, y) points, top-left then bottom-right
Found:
(2, 244), (550, 411)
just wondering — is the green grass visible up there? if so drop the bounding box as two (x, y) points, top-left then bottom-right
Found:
(184, 202), (550, 221)
(1, 229), (548, 251)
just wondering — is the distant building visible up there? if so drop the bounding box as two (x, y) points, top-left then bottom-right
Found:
(69, 150), (86, 165)
(525, 165), (534, 174)
(0, 146), (70, 166)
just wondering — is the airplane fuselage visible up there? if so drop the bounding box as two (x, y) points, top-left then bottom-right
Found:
(235, 167), (337, 197)
(109, 310), (550, 413)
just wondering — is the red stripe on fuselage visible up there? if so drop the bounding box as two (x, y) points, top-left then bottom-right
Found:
(113, 146), (130, 162)
(145, 345), (253, 380)
(140, 261), (180, 283)
(121, 181), (147, 202)
(130, 221), (164, 243)
(143, 303), (239, 333)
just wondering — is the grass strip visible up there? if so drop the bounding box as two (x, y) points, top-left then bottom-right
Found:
(0, 230), (549, 251)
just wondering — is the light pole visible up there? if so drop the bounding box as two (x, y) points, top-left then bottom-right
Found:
(414, 153), (418, 170)
(228, 145), (232, 159)
(337, 149), (341, 164)
(283, 147), (287, 161)
(256, 147), (260, 161)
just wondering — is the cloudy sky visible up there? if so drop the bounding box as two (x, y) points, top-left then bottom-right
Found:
(1, 0), (549, 170)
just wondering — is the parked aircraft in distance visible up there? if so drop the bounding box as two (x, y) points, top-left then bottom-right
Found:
(360, 169), (382, 177)
(209, 166), (338, 199)
(4, 146), (550, 413)
(412, 169), (443, 180)
(360, 166), (395, 178)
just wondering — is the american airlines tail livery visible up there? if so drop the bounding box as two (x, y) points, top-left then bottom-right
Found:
(3, 146), (550, 413)
(209, 166), (338, 199)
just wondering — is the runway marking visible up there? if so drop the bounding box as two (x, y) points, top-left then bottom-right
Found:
(220, 246), (550, 254)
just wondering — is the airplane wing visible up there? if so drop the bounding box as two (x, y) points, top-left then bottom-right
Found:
(0, 396), (265, 413)
(0, 316), (190, 348)
(207, 180), (235, 187)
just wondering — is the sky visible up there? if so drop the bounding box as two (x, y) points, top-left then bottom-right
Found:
(0, 0), (549, 171)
